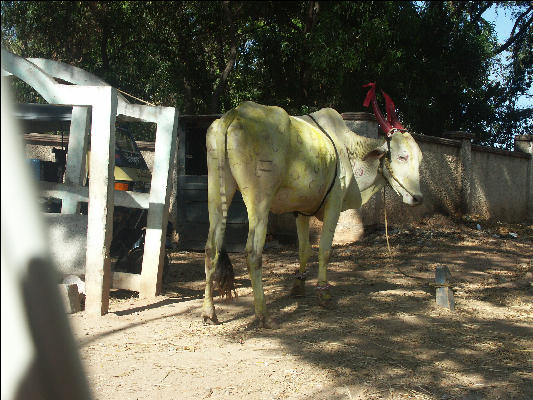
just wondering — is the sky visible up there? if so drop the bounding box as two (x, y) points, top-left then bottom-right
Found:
(482, 6), (532, 109)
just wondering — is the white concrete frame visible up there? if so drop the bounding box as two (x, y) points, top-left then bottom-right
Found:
(2, 48), (178, 314)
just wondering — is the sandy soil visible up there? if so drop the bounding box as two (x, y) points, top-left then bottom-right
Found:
(69, 215), (533, 400)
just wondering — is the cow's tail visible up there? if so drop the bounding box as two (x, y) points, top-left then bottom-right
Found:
(211, 109), (238, 301)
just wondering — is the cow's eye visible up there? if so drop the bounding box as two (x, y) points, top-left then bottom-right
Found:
(398, 155), (409, 162)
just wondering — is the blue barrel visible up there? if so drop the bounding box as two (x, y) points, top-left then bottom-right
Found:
(29, 159), (42, 181)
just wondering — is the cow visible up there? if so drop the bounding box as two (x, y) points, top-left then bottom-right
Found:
(202, 83), (423, 328)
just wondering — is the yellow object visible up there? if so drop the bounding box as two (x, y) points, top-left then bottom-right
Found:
(86, 151), (151, 186)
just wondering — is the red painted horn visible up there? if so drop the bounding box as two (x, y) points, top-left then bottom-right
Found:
(381, 90), (405, 130)
(363, 83), (393, 136)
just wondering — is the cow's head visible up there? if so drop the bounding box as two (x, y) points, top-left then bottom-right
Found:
(363, 83), (423, 206)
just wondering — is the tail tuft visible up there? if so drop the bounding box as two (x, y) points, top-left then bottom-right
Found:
(213, 249), (237, 302)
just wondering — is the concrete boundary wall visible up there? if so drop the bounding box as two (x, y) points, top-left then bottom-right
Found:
(24, 131), (532, 248)
(359, 133), (532, 228)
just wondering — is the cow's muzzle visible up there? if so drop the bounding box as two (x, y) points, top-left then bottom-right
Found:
(403, 192), (423, 206)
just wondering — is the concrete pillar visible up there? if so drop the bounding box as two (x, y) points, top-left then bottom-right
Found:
(445, 131), (474, 215)
(514, 135), (533, 222)
(341, 112), (378, 139)
(62, 106), (90, 214)
(139, 108), (179, 298)
(85, 87), (117, 316)
(514, 134), (533, 154)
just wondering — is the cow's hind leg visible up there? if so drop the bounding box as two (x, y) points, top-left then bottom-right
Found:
(202, 158), (237, 324)
(290, 215), (312, 297)
(242, 197), (278, 329)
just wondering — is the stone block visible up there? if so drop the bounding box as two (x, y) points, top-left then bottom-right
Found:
(62, 275), (86, 305)
(435, 265), (452, 285)
(435, 265), (455, 310)
(58, 283), (81, 314)
(436, 287), (455, 310)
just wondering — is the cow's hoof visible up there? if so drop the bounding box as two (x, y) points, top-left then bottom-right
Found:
(289, 279), (306, 298)
(256, 315), (279, 329)
(202, 315), (219, 325)
(202, 307), (219, 325)
(317, 288), (335, 309)
(319, 297), (337, 309)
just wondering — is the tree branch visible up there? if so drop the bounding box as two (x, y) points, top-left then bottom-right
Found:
(493, 6), (533, 55)
(469, 3), (492, 24)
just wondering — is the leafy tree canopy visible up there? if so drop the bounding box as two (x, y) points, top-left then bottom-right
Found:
(1, 1), (531, 148)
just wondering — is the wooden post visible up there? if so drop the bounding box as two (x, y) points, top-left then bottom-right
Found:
(2, 81), (92, 399)
(435, 265), (455, 310)
(85, 87), (118, 315)
(139, 107), (179, 298)
(62, 106), (90, 214)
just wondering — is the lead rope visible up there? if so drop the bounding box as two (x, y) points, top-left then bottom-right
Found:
(383, 185), (391, 254)
(382, 165), (427, 281)
(294, 114), (339, 217)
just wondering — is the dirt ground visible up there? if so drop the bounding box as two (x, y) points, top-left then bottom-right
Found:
(69, 215), (533, 400)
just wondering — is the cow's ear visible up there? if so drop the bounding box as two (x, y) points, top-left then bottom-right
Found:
(363, 148), (386, 161)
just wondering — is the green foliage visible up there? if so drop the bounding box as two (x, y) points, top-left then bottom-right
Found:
(1, 1), (531, 147)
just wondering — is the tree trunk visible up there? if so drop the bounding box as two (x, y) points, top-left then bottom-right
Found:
(209, 1), (241, 113)
(300, 1), (319, 102)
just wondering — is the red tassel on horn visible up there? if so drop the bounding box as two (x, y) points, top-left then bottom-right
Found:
(363, 82), (376, 108)
(381, 90), (405, 130)
(363, 83), (393, 135)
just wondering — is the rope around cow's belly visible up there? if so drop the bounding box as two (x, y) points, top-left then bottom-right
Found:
(294, 114), (339, 217)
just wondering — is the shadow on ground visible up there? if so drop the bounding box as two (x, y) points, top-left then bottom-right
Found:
(92, 216), (532, 399)
(168, 217), (533, 399)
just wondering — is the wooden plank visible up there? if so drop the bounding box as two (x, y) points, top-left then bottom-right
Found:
(139, 107), (179, 298)
(40, 181), (150, 209)
(62, 106), (90, 214)
(84, 86), (117, 316)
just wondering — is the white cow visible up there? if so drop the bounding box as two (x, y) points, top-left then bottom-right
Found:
(202, 84), (423, 327)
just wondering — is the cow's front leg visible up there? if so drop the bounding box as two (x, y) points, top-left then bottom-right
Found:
(316, 196), (342, 308)
(290, 214), (312, 297)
